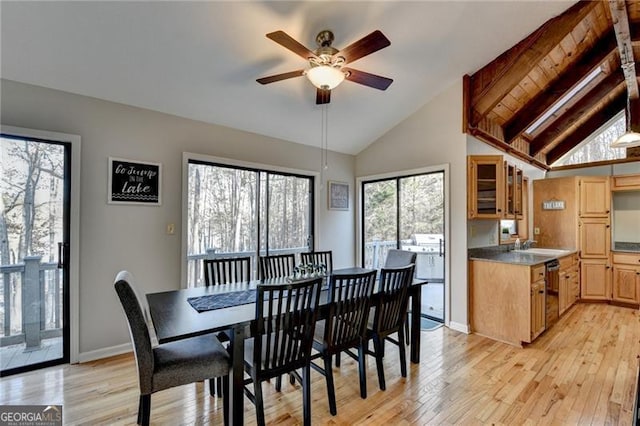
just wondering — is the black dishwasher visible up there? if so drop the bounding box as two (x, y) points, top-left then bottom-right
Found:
(545, 259), (560, 328)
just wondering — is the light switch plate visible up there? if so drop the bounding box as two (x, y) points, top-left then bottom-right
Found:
(534, 227), (540, 235)
(167, 223), (175, 235)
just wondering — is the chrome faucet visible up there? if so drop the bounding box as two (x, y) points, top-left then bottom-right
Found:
(522, 239), (537, 250)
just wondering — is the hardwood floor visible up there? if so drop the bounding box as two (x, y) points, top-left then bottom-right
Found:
(1, 303), (638, 425)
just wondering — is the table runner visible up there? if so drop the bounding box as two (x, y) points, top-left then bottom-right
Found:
(187, 289), (257, 312)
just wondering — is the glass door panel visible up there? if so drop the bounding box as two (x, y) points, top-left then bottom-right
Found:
(400, 173), (444, 321)
(188, 163), (258, 282)
(260, 172), (312, 257)
(1, 135), (70, 375)
(476, 163), (499, 215)
(362, 180), (398, 269)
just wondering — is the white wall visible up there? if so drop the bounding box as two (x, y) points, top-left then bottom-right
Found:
(612, 191), (640, 243)
(355, 82), (469, 332)
(1, 79), (356, 358)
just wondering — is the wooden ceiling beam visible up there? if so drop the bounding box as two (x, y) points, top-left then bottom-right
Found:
(470, 1), (598, 122)
(529, 72), (625, 155)
(609, 0), (639, 99)
(547, 91), (626, 164)
(503, 31), (618, 143)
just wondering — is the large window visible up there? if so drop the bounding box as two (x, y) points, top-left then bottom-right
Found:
(186, 160), (313, 287)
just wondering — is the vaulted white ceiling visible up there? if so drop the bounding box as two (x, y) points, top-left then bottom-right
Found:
(0, 1), (574, 155)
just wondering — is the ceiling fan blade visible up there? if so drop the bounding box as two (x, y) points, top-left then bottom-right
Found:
(336, 30), (391, 64)
(256, 70), (305, 85)
(344, 68), (393, 90)
(266, 31), (317, 60)
(316, 88), (331, 104)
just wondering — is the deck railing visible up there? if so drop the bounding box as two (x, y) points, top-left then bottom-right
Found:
(1, 256), (63, 349)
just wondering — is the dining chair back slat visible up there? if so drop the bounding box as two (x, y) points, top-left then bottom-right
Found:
(204, 257), (251, 286)
(300, 251), (333, 273)
(259, 254), (295, 280)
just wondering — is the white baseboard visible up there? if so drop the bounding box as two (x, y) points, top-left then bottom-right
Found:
(448, 321), (470, 334)
(77, 342), (131, 363)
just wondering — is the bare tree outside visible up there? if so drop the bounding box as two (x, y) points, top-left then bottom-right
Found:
(553, 113), (626, 166)
(1, 137), (65, 338)
(187, 162), (312, 286)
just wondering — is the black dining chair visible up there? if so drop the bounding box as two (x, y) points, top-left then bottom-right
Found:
(242, 277), (323, 426)
(114, 271), (231, 426)
(203, 256), (252, 395)
(204, 256), (251, 286)
(259, 253), (296, 280)
(365, 264), (415, 391)
(310, 269), (377, 415)
(300, 250), (333, 274)
(384, 249), (417, 341)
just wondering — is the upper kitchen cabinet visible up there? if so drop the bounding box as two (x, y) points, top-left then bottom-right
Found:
(467, 155), (504, 219)
(578, 177), (610, 217)
(505, 162), (524, 220)
(611, 174), (640, 192)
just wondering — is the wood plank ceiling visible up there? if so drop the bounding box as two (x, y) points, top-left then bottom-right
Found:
(464, 0), (640, 169)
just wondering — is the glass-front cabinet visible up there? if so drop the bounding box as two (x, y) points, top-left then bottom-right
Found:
(505, 162), (523, 219)
(467, 155), (504, 219)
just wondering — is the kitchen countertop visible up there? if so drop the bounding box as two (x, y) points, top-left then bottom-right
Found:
(469, 248), (578, 266)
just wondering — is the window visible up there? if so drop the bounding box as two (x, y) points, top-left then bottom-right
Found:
(552, 112), (627, 167)
(186, 159), (314, 287)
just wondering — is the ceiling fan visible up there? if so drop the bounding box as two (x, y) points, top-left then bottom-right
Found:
(257, 29), (393, 104)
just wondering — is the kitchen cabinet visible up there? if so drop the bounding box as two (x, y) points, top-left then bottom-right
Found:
(578, 177), (610, 217)
(579, 217), (611, 258)
(467, 155), (504, 219)
(558, 253), (579, 315)
(612, 173), (640, 191)
(470, 260), (545, 346)
(612, 252), (640, 306)
(581, 258), (611, 301)
(505, 162), (523, 219)
(530, 269), (546, 341)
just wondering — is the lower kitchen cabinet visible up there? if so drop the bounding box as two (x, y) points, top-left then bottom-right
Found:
(530, 279), (546, 341)
(470, 260), (545, 346)
(581, 258), (611, 301)
(612, 252), (640, 306)
(558, 254), (579, 315)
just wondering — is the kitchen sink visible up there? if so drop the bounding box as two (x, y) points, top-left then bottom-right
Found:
(513, 248), (573, 256)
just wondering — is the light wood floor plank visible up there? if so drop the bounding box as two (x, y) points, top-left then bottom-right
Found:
(1, 303), (638, 425)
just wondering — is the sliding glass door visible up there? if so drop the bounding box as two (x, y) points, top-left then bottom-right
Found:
(187, 160), (313, 286)
(1, 134), (71, 376)
(362, 171), (445, 322)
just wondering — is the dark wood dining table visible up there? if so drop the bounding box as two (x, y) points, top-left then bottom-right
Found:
(146, 267), (428, 425)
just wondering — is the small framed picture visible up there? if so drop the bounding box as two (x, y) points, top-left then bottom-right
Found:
(108, 157), (162, 205)
(328, 181), (349, 210)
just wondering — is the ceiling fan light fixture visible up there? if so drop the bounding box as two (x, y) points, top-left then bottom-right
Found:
(306, 65), (345, 90)
(610, 130), (640, 148)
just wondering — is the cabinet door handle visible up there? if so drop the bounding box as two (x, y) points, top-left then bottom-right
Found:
(539, 290), (544, 294)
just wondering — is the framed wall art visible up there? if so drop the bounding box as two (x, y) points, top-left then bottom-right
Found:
(108, 157), (162, 205)
(328, 181), (349, 210)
